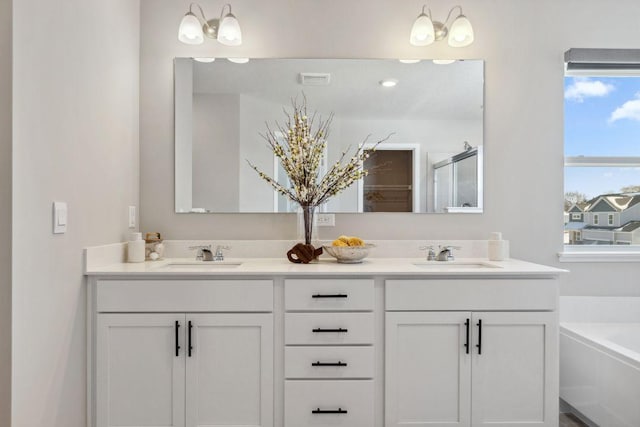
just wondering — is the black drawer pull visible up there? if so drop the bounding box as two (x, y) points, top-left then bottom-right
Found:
(312, 361), (348, 367)
(312, 293), (348, 299)
(175, 321), (180, 357)
(312, 408), (348, 414)
(312, 328), (348, 333)
(464, 318), (470, 354)
(188, 320), (193, 357)
(476, 319), (482, 355)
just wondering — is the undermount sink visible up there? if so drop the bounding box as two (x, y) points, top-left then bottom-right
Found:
(412, 261), (502, 269)
(157, 261), (242, 271)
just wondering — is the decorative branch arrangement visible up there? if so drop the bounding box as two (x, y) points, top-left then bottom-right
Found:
(247, 96), (391, 209)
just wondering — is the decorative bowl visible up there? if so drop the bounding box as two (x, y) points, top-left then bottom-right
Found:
(322, 244), (375, 264)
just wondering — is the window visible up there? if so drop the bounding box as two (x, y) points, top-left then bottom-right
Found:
(572, 213), (582, 220)
(564, 49), (640, 250)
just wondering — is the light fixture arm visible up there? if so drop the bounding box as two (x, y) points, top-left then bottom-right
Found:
(188, 2), (208, 23)
(442, 5), (464, 26)
(220, 3), (233, 20)
(420, 5), (432, 18)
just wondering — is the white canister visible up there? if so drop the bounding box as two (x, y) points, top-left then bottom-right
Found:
(488, 232), (509, 261)
(127, 232), (146, 263)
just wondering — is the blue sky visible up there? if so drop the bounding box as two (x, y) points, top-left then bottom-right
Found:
(565, 76), (640, 199)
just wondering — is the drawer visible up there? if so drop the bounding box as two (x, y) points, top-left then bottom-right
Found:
(386, 279), (558, 311)
(96, 280), (273, 312)
(285, 312), (374, 345)
(285, 380), (373, 427)
(285, 346), (374, 379)
(285, 279), (374, 311)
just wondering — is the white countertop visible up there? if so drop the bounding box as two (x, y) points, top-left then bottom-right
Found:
(85, 257), (566, 278)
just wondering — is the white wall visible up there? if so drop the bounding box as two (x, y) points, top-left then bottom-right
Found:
(140, 0), (640, 297)
(0, 0), (11, 424)
(11, 1), (140, 427)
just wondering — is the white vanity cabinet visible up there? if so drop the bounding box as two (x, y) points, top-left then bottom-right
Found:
(91, 280), (274, 427)
(385, 279), (558, 427)
(86, 257), (563, 427)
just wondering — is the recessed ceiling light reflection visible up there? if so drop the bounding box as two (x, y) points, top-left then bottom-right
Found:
(227, 57), (250, 64)
(379, 78), (398, 88)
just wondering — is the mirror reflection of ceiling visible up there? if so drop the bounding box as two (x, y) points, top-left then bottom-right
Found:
(192, 59), (484, 120)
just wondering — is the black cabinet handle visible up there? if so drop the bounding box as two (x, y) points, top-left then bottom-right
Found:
(312, 408), (348, 414)
(312, 293), (348, 299)
(312, 328), (348, 333)
(175, 321), (180, 357)
(188, 320), (193, 357)
(464, 318), (470, 354)
(311, 361), (348, 367)
(476, 319), (482, 355)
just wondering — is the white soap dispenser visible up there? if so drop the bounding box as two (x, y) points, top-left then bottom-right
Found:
(488, 232), (508, 261)
(127, 232), (146, 263)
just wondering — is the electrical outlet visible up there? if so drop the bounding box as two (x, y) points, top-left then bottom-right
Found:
(128, 206), (136, 228)
(316, 213), (335, 227)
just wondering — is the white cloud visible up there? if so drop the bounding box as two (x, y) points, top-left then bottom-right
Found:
(609, 93), (640, 123)
(565, 77), (615, 102)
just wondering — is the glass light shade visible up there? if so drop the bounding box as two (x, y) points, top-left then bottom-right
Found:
(217, 13), (242, 46)
(409, 13), (435, 46)
(193, 57), (216, 63)
(448, 15), (474, 47)
(178, 12), (204, 45)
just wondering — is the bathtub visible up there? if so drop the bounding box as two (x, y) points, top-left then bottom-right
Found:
(560, 297), (640, 427)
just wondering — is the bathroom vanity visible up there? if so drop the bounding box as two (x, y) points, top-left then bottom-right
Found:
(85, 257), (564, 427)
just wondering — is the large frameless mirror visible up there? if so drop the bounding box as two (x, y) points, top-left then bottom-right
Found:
(174, 58), (484, 213)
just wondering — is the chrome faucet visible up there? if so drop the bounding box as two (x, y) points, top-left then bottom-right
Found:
(419, 245), (437, 261)
(213, 245), (231, 261)
(437, 245), (461, 261)
(189, 245), (213, 261)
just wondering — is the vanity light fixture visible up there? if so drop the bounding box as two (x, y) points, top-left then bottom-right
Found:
(178, 3), (242, 46)
(398, 59), (422, 64)
(409, 5), (474, 48)
(193, 57), (216, 63)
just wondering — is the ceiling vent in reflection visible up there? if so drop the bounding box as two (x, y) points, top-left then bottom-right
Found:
(299, 72), (331, 86)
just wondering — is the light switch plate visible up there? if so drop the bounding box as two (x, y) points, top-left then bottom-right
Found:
(128, 206), (136, 228)
(317, 213), (335, 227)
(53, 202), (67, 234)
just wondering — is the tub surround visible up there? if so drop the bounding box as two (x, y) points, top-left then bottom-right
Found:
(86, 241), (563, 427)
(560, 297), (640, 427)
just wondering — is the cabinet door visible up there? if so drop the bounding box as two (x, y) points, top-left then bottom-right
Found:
(186, 314), (274, 427)
(386, 312), (472, 427)
(96, 313), (186, 427)
(471, 312), (557, 427)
